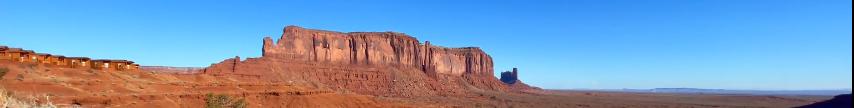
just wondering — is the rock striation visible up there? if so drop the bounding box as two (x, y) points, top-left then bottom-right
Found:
(263, 26), (494, 77)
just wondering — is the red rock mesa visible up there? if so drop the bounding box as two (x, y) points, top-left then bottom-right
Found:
(203, 26), (538, 97)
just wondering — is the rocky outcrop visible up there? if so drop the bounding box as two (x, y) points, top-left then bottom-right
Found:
(498, 68), (540, 92)
(204, 56), (241, 74)
(500, 68), (519, 84)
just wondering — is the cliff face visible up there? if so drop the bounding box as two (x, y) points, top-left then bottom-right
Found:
(263, 26), (494, 77)
(205, 26), (534, 97)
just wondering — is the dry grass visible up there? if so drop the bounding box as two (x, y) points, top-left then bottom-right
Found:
(0, 88), (57, 108)
(0, 67), (8, 80)
(205, 93), (247, 108)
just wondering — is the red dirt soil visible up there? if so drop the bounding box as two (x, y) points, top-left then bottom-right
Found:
(0, 61), (829, 107)
(0, 61), (411, 107)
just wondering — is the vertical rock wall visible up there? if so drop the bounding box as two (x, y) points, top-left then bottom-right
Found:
(262, 26), (495, 78)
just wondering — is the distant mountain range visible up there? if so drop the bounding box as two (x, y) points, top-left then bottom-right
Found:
(572, 88), (851, 96)
(140, 66), (204, 74)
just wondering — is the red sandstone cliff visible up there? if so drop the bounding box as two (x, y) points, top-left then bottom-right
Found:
(205, 26), (534, 97)
(263, 26), (494, 77)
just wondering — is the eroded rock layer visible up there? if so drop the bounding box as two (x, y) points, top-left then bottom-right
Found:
(263, 26), (494, 77)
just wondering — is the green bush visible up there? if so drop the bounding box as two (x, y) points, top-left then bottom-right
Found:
(205, 93), (246, 108)
(0, 67), (8, 80)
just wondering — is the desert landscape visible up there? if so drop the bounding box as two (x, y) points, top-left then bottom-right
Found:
(1, 26), (846, 108)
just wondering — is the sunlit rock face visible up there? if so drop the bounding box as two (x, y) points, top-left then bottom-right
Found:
(205, 26), (538, 97)
(263, 26), (495, 77)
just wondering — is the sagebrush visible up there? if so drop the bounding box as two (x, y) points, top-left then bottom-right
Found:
(205, 93), (247, 108)
(1, 88), (56, 108)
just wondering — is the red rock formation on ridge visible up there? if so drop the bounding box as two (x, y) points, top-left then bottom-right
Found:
(205, 25), (534, 97)
(501, 68), (519, 84)
(263, 26), (494, 77)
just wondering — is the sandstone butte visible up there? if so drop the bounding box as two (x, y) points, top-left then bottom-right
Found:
(203, 25), (540, 97)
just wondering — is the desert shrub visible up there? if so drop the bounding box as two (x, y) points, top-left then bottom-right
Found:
(1, 88), (56, 108)
(0, 67), (7, 80)
(205, 93), (246, 108)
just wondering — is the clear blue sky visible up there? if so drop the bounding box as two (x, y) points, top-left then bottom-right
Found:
(1, 0), (851, 90)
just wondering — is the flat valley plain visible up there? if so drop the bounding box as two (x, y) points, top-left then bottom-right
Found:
(392, 89), (830, 108)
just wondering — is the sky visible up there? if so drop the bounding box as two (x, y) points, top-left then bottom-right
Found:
(1, 0), (851, 90)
